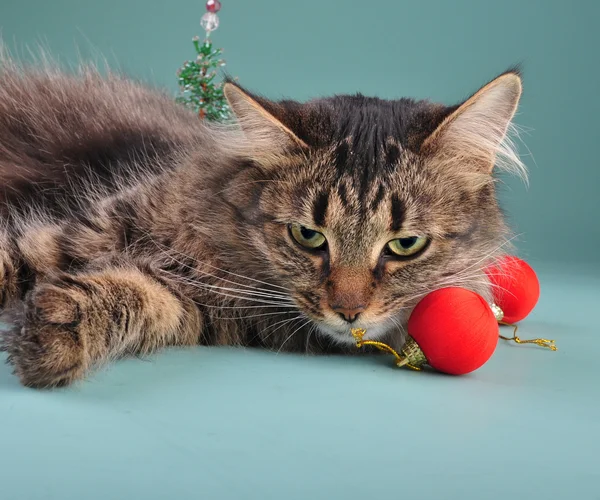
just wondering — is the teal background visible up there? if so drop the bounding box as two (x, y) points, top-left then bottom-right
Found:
(1, 1), (599, 499)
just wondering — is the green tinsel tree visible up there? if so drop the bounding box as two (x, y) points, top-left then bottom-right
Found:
(176, 2), (230, 121)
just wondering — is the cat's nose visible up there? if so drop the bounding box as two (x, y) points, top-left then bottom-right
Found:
(331, 305), (366, 323)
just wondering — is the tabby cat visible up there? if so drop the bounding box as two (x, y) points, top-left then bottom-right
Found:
(0, 55), (526, 388)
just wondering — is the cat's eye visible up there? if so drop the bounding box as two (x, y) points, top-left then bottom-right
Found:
(387, 236), (429, 257)
(289, 224), (327, 250)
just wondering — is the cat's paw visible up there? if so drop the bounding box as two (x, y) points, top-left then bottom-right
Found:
(3, 282), (88, 388)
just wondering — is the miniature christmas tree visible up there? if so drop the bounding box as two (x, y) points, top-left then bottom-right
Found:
(176, 0), (230, 121)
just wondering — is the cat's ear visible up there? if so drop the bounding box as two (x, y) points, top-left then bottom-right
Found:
(421, 71), (523, 176)
(224, 83), (307, 166)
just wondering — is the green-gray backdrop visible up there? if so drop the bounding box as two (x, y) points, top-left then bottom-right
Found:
(1, 0), (598, 265)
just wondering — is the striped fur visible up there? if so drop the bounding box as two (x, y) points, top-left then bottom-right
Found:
(0, 55), (525, 387)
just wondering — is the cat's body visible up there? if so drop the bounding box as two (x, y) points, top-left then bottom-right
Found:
(0, 56), (525, 387)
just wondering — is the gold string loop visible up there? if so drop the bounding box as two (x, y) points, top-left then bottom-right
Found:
(499, 322), (557, 351)
(351, 328), (423, 370)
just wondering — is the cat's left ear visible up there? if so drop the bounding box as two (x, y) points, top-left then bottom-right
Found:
(224, 83), (308, 166)
(421, 71), (523, 175)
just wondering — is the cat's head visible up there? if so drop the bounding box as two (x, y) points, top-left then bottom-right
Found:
(222, 71), (524, 345)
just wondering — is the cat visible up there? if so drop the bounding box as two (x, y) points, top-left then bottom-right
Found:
(0, 54), (526, 388)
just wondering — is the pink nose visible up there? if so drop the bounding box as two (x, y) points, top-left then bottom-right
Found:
(330, 305), (366, 323)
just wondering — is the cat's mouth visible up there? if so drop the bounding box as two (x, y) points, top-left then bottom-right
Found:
(291, 293), (406, 346)
(315, 319), (396, 346)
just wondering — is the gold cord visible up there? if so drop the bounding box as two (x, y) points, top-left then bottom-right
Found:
(351, 318), (557, 375)
(350, 328), (422, 370)
(499, 322), (557, 351)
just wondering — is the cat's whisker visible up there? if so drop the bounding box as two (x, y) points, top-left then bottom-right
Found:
(191, 288), (297, 307)
(442, 235), (522, 281)
(304, 323), (318, 352)
(191, 289), (295, 308)
(156, 241), (291, 295)
(193, 268), (291, 298)
(159, 253), (290, 295)
(388, 314), (405, 334)
(265, 315), (304, 332)
(255, 313), (280, 333)
(167, 277), (296, 305)
(134, 227), (292, 296)
(388, 272), (517, 314)
(245, 313), (303, 345)
(435, 268), (493, 286)
(433, 273), (517, 300)
(437, 275), (509, 291)
(159, 243), (291, 292)
(276, 318), (313, 355)
(262, 315), (306, 342)
(214, 310), (298, 321)
(159, 268), (297, 307)
(184, 281), (294, 301)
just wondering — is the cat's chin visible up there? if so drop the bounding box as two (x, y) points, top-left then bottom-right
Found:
(315, 322), (394, 346)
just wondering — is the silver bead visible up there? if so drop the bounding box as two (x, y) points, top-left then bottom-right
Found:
(490, 303), (504, 322)
(201, 12), (219, 33)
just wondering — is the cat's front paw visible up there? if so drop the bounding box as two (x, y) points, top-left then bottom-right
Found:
(4, 282), (88, 388)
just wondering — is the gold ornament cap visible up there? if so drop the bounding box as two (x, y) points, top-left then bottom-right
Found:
(351, 328), (428, 371)
(397, 335), (427, 371)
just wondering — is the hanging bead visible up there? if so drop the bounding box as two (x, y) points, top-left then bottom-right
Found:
(490, 303), (504, 322)
(206, 0), (222, 13)
(200, 12), (220, 33)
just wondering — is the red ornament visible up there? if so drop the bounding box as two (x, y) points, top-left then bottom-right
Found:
(485, 256), (540, 323)
(206, 0), (221, 13)
(406, 287), (499, 375)
(352, 259), (550, 375)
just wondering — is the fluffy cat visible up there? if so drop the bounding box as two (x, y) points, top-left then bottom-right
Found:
(0, 55), (525, 388)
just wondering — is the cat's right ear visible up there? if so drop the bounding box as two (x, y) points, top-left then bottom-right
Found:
(420, 71), (524, 178)
(224, 83), (308, 166)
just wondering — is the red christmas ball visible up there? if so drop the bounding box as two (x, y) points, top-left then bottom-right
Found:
(407, 288), (499, 375)
(485, 256), (540, 323)
(206, 0), (221, 13)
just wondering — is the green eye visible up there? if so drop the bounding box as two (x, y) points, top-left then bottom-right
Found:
(387, 236), (429, 257)
(289, 224), (327, 250)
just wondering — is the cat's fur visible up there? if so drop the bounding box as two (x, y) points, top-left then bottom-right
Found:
(0, 54), (525, 388)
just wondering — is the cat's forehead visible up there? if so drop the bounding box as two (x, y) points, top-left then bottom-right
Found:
(286, 147), (429, 231)
(302, 97), (446, 190)
(268, 95), (478, 240)
(302, 94), (454, 154)
(329, 134), (409, 185)
(274, 141), (472, 245)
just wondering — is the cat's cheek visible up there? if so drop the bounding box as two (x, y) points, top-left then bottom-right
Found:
(243, 223), (287, 261)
